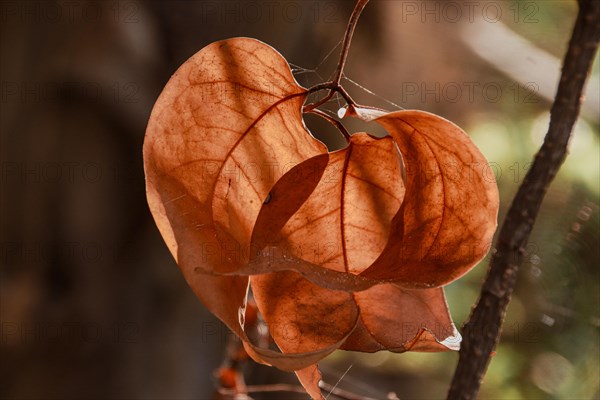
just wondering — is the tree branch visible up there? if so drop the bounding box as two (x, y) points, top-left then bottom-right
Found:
(447, 1), (600, 399)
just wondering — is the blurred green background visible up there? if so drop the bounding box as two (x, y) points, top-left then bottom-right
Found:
(1, 1), (598, 399)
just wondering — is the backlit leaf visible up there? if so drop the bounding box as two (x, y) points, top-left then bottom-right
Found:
(144, 37), (334, 371)
(348, 107), (499, 288)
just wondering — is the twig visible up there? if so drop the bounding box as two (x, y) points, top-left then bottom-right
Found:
(218, 382), (384, 400)
(320, 381), (382, 400)
(304, 0), (370, 112)
(218, 383), (307, 397)
(332, 0), (370, 85)
(447, 1), (600, 399)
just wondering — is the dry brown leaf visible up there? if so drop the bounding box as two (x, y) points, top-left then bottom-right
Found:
(250, 270), (459, 396)
(347, 107), (499, 288)
(249, 133), (404, 290)
(341, 285), (460, 353)
(144, 37), (339, 371)
(144, 37), (325, 275)
(250, 271), (459, 355)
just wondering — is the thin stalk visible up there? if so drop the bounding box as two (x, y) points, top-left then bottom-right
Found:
(332, 0), (370, 85)
(304, 0), (370, 112)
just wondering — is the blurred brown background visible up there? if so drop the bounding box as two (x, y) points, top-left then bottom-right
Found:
(1, 1), (598, 399)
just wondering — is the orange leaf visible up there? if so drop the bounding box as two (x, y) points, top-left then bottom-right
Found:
(250, 271), (459, 359)
(341, 285), (460, 353)
(144, 37), (332, 370)
(348, 107), (499, 288)
(249, 133), (404, 290)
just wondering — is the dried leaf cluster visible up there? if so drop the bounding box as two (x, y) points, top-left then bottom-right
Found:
(144, 37), (498, 398)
